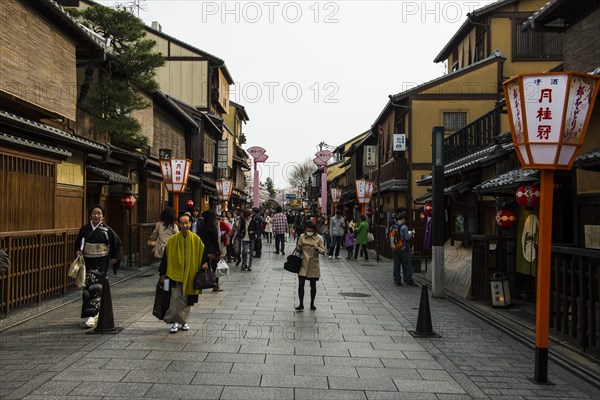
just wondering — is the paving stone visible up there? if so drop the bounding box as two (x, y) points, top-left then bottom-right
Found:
(192, 371), (261, 386)
(265, 354), (324, 365)
(356, 367), (422, 380)
(295, 364), (359, 378)
(84, 349), (150, 360)
(295, 388), (368, 399)
(328, 376), (398, 391)
(231, 362), (294, 376)
(220, 386), (294, 399)
(52, 368), (128, 382)
(122, 370), (195, 384)
(238, 344), (295, 355)
(393, 378), (466, 394)
(30, 380), (80, 396)
(167, 360), (232, 373)
(205, 352), (265, 364)
(381, 358), (444, 369)
(325, 356), (384, 368)
(365, 392), (437, 400)
(22, 396), (103, 400)
(69, 381), (152, 397)
(145, 350), (208, 361)
(144, 383), (223, 399)
(417, 369), (454, 381)
(102, 358), (172, 371)
(261, 373), (329, 388)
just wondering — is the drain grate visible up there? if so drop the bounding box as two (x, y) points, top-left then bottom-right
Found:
(339, 292), (371, 298)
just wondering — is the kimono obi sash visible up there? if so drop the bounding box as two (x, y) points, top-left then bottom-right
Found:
(83, 242), (109, 258)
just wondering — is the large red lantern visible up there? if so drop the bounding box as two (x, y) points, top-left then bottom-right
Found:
(186, 199), (194, 209)
(496, 209), (516, 228)
(424, 202), (433, 216)
(121, 193), (137, 209)
(515, 185), (540, 208)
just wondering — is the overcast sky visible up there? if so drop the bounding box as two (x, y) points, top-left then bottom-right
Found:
(97, 0), (497, 188)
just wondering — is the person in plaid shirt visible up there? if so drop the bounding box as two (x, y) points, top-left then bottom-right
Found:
(272, 206), (289, 255)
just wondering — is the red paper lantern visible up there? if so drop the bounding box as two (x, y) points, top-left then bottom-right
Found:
(121, 194), (137, 209)
(186, 199), (194, 209)
(515, 185), (540, 208)
(496, 209), (516, 228)
(424, 202), (433, 216)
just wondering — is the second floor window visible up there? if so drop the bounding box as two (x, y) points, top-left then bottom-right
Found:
(203, 135), (215, 164)
(443, 112), (467, 132)
(513, 17), (563, 61)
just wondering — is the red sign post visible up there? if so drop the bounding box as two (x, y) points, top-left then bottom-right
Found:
(247, 146), (268, 208)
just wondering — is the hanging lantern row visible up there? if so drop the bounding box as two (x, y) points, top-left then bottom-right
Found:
(496, 209), (516, 228)
(515, 185), (541, 208)
(121, 193), (137, 209)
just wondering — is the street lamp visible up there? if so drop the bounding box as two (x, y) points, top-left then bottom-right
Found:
(159, 158), (192, 217)
(503, 71), (600, 383)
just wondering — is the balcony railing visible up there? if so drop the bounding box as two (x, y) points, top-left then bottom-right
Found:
(379, 157), (409, 182)
(445, 108), (500, 163)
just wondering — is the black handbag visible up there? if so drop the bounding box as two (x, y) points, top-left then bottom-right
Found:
(152, 279), (171, 320)
(194, 268), (217, 290)
(284, 251), (302, 273)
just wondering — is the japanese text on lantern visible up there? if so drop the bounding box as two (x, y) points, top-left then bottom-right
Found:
(563, 76), (595, 144)
(507, 81), (524, 144)
(524, 75), (567, 144)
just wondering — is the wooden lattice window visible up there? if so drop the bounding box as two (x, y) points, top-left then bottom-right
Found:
(443, 112), (467, 132)
(0, 152), (56, 231)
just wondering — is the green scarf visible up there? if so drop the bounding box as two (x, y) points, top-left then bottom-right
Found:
(165, 231), (205, 295)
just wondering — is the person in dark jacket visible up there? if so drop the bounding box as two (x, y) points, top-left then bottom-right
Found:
(239, 209), (258, 270)
(198, 210), (224, 291)
(252, 207), (263, 258)
(294, 210), (307, 244)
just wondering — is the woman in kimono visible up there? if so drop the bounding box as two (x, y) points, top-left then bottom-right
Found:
(74, 205), (123, 328)
(295, 221), (326, 311)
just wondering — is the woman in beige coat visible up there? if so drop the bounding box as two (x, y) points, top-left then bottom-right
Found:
(295, 221), (326, 311)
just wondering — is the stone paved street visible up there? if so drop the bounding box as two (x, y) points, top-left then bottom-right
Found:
(1, 239), (599, 400)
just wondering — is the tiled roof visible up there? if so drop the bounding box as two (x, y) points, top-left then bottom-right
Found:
(0, 110), (108, 152)
(0, 132), (71, 157)
(575, 147), (600, 169)
(87, 165), (133, 184)
(473, 168), (539, 194)
(416, 142), (512, 185)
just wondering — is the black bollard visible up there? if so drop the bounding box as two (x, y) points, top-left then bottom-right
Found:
(88, 277), (123, 334)
(410, 285), (441, 338)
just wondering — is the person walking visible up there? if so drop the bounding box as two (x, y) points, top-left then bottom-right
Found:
(328, 210), (345, 259)
(295, 221), (326, 311)
(190, 207), (202, 235)
(263, 212), (273, 244)
(252, 207), (263, 258)
(239, 210), (258, 271)
(150, 207), (179, 261)
(286, 212), (295, 237)
(159, 213), (208, 333)
(294, 210), (307, 243)
(353, 215), (370, 261)
(74, 205), (123, 328)
(231, 212), (243, 266)
(344, 226), (356, 259)
(198, 210), (224, 291)
(272, 206), (288, 255)
(390, 213), (417, 286)
(318, 214), (331, 253)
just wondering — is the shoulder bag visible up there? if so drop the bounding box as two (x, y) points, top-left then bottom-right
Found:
(194, 268), (217, 290)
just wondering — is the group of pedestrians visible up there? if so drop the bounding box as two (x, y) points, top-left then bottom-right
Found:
(73, 203), (417, 333)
